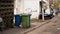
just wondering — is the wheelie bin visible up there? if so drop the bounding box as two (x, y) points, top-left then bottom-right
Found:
(15, 15), (22, 27)
(21, 14), (31, 28)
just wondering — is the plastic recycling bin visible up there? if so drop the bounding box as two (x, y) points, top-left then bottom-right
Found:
(15, 15), (22, 27)
(21, 14), (31, 28)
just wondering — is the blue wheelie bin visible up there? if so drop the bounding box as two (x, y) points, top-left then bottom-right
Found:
(15, 15), (22, 27)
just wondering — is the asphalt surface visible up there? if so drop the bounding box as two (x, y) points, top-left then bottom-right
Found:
(26, 14), (60, 34)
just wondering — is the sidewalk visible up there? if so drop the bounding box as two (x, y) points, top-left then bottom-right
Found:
(2, 19), (51, 34)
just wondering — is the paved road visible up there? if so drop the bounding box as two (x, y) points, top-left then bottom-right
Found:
(26, 14), (60, 34)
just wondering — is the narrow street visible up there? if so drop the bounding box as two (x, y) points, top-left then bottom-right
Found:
(26, 13), (60, 34)
(0, 0), (60, 34)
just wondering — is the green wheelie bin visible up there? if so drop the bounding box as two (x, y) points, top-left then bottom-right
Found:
(21, 14), (31, 28)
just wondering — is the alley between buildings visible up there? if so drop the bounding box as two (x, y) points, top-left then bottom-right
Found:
(26, 13), (60, 34)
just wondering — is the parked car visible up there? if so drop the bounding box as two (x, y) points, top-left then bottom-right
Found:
(39, 9), (54, 19)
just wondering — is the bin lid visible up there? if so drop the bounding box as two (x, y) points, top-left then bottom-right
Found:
(21, 13), (31, 16)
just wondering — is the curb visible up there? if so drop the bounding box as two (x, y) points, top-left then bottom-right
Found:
(23, 20), (51, 34)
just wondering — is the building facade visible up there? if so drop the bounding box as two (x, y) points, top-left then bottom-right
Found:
(14, 0), (49, 19)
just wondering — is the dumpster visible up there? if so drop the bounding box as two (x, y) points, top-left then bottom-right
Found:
(21, 14), (31, 28)
(15, 15), (22, 27)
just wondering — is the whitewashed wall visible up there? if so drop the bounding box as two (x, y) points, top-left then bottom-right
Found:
(24, 0), (40, 19)
(14, 0), (48, 19)
(14, 0), (20, 14)
(14, 0), (24, 15)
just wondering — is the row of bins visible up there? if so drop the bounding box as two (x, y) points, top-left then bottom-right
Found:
(15, 14), (31, 28)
